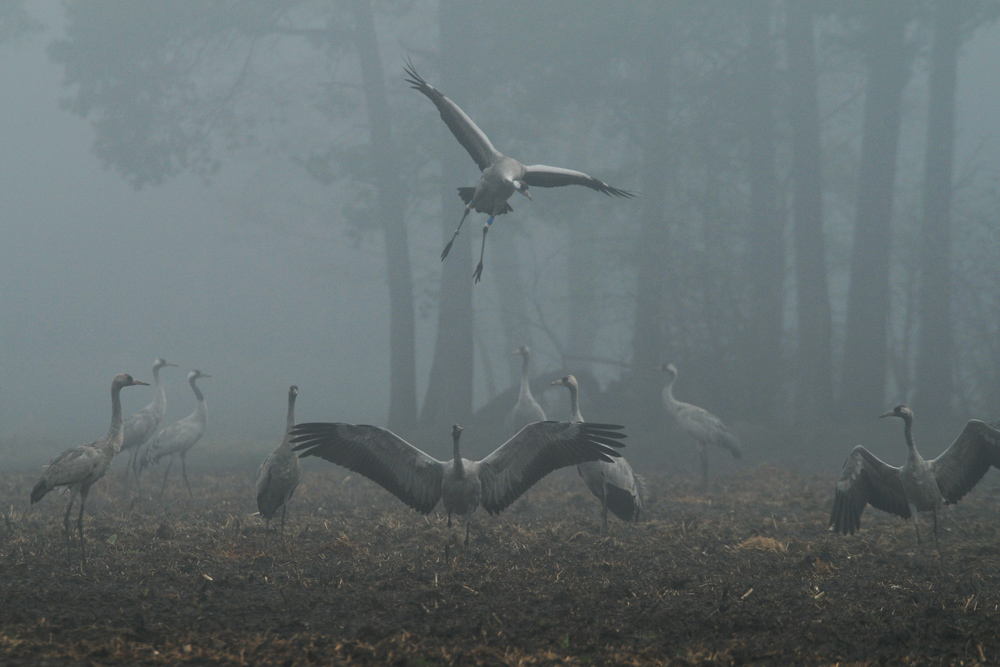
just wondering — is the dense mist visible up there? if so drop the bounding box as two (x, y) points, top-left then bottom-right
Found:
(1, 0), (999, 476)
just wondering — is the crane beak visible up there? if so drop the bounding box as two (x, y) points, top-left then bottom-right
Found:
(165, 363), (179, 367)
(512, 349), (522, 355)
(877, 410), (894, 419)
(549, 379), (562, 386)
(134, 380), (150, 386)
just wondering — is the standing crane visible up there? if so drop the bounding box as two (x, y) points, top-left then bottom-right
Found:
(507, 345), (546, 433)
(659, 362), (741, 490)
(551, 375), (645, 533)
(139, 369), (209, 499)
(830, 405), (1000, 549)
(404, 61), (635, 283)
(256, 385), (301, 536)
(30, 373), (149, 567)
(120, 357), (177, 485)
(290, 420), (627, 558)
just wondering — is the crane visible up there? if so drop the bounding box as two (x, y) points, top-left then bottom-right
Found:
(139, 369), (209, 499)
(404, 60), (635, 282)
(120, 357), (177, 486)
(256, 385), (301, 536)
(30, 373), (148, 567)
(507, 345), (546, 433)
(291, 420), (627, 558)
(659, 362), (741, 490)
(830, 405), (1000, 549)
(551, 375), (645, 533)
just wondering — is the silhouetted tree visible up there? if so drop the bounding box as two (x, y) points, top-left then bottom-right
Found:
(786, 0), (834, 424)
(839, 0), (913, 419)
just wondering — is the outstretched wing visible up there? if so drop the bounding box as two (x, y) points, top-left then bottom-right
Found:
(931, 420), (1000, 504)
(291, 423), (444, 514)
(478, 421), (626, 515)
(521, 165), (636, 198)
(829, 446), (910, 535)
(404, 59), (500, 172)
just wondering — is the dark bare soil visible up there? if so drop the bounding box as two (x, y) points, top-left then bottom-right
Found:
(3, 463), (1000, 665)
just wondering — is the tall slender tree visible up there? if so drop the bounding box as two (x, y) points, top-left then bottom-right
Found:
(419, 0), (475, 429)
(351, 0), (417, 430)
(914, 0), (962, 422)
(786, 0), (834, 424)
(743, 1), (783, 422)
(838, 1), (912, 419)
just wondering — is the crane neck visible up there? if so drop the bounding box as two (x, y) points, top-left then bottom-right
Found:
(452, 436), (464, 476)
(190, 376), (206, 404)
(152, 364), (167, 413)
(107, 383), (126, 452)
(519, 354), (532, 400)
(903, 418), (915, 452)
(567, 384), (583, 423)
(281, 393), (297, 446)
(661, 377), (679, 413)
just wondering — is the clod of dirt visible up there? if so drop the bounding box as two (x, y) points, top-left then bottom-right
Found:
(155, 523), (174, 540)
(738, 536), (785, 551)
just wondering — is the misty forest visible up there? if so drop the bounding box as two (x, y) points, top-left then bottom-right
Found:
(4, 1), (1000, 665)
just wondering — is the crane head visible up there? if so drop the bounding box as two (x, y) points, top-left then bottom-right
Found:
(154, 358), (179, 369)
(289, 385), (299, 397)
(879, 405), (913, 423)
(514, 180), (531, 200)
(451, 424), (464, 440)
(113, 373), (149, 389)
(189, 369), (211, 381)
(550, 375), (578, 389)
(657, 362), (678, 378)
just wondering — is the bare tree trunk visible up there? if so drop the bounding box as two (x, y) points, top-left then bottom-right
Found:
(838, 1), (911, 419)
(629, 48), (670, 430)
(914, 0), (961, 421)
(786, 0), (833, 425)
(351, 0), (416, 430)
(743, 2), (783, 423)
(420, 0), (474, 428)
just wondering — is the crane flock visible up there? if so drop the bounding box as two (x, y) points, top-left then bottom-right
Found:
(20, 59), (1000, 573)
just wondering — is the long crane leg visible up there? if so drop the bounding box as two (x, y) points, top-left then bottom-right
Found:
(159, 457), (175, 501)
(601, 481), (609, 536)
(77, 487), (90, 569)
(441, 203), (473, 261)
(472, 217), (494, 283)
(445, 513), (453, 561)
(181, 453), (193, 498)
(63, 493), (76, 566)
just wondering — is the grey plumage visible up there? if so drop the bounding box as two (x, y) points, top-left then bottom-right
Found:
(139, 369), (209, 499)
(507, 346), (547, 433)
(551, 375), (645, 533)
(659, 362), (741, 490)
(291, 420), (627, 558)
(31, 373), (149, 567)
(404, 60), (635, 283)
(121, 358), (177, 483)
(256, 385), (301, 536)
(830, 405), (1000, 548)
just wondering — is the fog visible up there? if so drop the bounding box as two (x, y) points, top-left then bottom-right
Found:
(1, 1), (999, 474)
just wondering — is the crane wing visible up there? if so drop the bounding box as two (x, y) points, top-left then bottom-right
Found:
(404, 60), (500, 173)
(675, 404), (742, 458)
(930, 420), (1000, 504)
(520, 165), (636, 198)
(478, 421), (626, 515)
(30, 443), (104, 503)
(291, 423), (445, 514)
(122, 406), (160, 451)
(829, 446), (910, 535)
